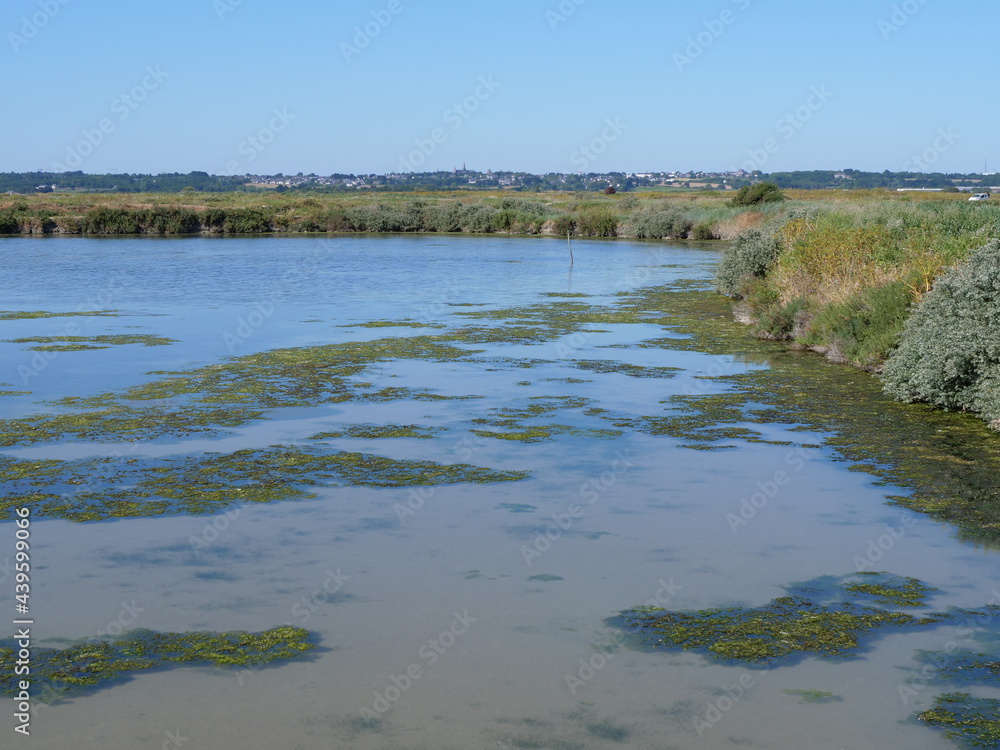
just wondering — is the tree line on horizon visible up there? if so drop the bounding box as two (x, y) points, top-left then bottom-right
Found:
(0, 169), (994, 195)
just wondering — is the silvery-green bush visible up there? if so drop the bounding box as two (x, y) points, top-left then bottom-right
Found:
(715, 229), (781, 297)
(882, 240), (1000, 426)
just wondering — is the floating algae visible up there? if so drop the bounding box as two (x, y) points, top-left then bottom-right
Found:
(0, 626), (313, 699)
(0, 445), (530, 521)
(0, 310), (121, 321)
(5, 334), (177, 350)
(919, 693), (1000, 749)
(0, 336), (482, 447)
(617, 573), (952, 663)
(571, 360), (682, 379)
(310, 424), (443, 440)
(912, 649), (1000, 687)
(844, 572), (936, 607)
(782, 689), (842, 704)
(337, 319), (447, 329)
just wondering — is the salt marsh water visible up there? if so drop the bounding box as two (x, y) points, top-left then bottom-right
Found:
(1, 235), (997, 749)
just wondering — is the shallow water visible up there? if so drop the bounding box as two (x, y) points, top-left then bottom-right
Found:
(1, 235), (997, 749)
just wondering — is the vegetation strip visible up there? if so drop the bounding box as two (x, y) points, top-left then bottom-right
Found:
(617, 573), (952, 663)
(0, 626), (313, 699)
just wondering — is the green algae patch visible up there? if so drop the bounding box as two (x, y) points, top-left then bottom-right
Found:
(465, 394), (618, 444)
(7, 334), (177, 349)
(782, 689), (842, 704)
(844, 572), (936, 607)
(338, 319), (446, 329)
(455, 300), (650, 344)
(0, 335), (483, 447)
(0, 310), (120, 321)
(0, 444), (530, 521)
(497, 503), (537, 513)
(310, 424), (443, 440)
(0, 626), (313, 699)
(919, 693), (1000, 748)
(471, 424), (621, 443)
(913, 649), (1000, 686)
(572, 360), (682, 379)
(617, 573), (950, 663)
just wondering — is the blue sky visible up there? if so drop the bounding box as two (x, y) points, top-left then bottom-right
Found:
(3, 0), (994, 175)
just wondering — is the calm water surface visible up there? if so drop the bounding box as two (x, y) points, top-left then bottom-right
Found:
(1, 235), (996, 749)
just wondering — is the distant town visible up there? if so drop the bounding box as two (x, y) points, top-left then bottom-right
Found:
(2, 168), (998, 195)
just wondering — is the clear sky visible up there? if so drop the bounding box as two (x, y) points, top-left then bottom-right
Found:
(3, 0), (995, 176)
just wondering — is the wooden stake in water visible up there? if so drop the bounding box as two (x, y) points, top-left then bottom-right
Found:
(567, 231), (574, 265)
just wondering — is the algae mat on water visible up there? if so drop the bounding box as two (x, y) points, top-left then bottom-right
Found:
(1, 445), (529, 521)
(919, 694), (1000, 749)
(5, 283), (1000, 537)
(616, 572), (992, 663)
(0, 626), (313, 699)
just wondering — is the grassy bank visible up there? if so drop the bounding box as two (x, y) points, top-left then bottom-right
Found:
(715, 190), (1000, 429)
(0, 189), (792, 239)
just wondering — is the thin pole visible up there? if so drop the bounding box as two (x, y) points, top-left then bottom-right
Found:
(567, 230), (574, 265)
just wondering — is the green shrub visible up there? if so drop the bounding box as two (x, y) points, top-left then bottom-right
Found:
(424, 203), (463, 232)
(623, 208), (690, 239)
(802, 282), (914, 367)
(460, 203), (497, 233)
(201, 208), (227, 230)
(222, 208), (273, 233)
(576, 207), (619, 237)
(729, 182), (786, 207)
(715, 229), (781, 297)
(83, 207), (142, 234)
(141, 208), (199, 234)
(754, 297), (809, 339)
(692, 222), (716, 240)
(0, 210), (20, 234)
(552, 215), (576, 236)
(882, 241), (1000, 425)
